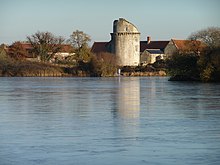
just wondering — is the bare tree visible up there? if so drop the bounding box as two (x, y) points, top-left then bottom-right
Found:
(68, 30), (91, 49)
(27, 31), (65, 62)
(189, 27), (220, 49)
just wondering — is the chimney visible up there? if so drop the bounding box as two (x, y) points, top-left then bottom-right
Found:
(147, 36), (151, 44)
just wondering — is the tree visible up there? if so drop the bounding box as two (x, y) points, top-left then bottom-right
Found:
(168, 27), (220, 82)
(166, 52), (200, 81)
(68, 30), (91, 62)
(68, 30), (91, 49)
(189, 27), (220, 49)
(8, 42), (28, 60)
(198, 48), (220, 82)
(77, 44), (92, 62)
(0, 44), (8, 59)
(27, 31), (65, 62)
(189, 27), (220, 82)
(89, 52), (117, 77)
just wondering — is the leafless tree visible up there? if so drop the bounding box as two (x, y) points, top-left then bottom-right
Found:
(68, 30), (91, 49)
(27, 31), (65, 62)
(189, 27), (220, 49)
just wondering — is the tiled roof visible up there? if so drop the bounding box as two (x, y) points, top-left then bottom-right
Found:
(140, 41), (169, 52)
(172, 39), (204, 51)
(19, 43), (33, 50)
(146, 49), (164, 54)
(17, 42), (74, 53)
(59, 44), (74, 52)
(91, 42), (109, 53)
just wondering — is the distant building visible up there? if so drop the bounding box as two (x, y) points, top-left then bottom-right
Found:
(141, 49), (164, 65)
(164, 39), (205, 56)
(52, 45), (75, 61)
(111, 18), (140, 66)
(140, 37), (169, 65)
(8, 42), (75, 62)
(92, 18), (140, 66)
(91, 42), (110, 54)
(91, 18), (204, 66)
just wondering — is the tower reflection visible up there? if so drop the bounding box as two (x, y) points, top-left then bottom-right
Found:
(113, 77), (140, 138)
(117, 77), (140, 119)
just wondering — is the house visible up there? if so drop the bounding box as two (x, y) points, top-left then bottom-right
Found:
(140, 37), (169, 65)
(164, 39), (205, 57)
(52, 44), (75, 61)
(8, 42), (75, 62)
(91, 42), (110, 54)
(141, 49), (164, 65)
(91, 18), (205, 66)
(18, 42), (39, 61)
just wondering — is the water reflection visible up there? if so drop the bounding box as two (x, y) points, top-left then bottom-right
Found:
(116, 77), (140, 119)
(1, 77), (220, 165)
(113, 77), (140, 137)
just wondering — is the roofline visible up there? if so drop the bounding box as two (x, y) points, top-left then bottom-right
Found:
(170, 39), (178, 49)
(140, 40), (170, 42)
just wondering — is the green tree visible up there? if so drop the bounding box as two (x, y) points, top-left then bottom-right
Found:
(68, 30), (91, 62)
(189, 27), (220, 82)
(27, 31), (65, 62)
(166, 53), (199, 81)
(198, 48), (220, 82)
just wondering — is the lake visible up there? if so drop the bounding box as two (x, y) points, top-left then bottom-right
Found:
(0, 77), (220, 165)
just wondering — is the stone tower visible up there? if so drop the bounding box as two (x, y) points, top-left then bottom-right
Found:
(111, 18), (140, 66)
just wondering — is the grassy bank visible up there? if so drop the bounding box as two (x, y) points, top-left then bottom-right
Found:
(0, 57), (167, 77)
(0, 57), (76, 77)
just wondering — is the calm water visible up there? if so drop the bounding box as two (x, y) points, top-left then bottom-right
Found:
(0, 77), (220, 165)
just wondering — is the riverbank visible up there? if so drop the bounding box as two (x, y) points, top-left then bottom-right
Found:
(0, 58), (167, 77)
(0, 66), (167, 77)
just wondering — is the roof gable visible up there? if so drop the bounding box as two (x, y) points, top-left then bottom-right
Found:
(146, 49), (164, 54)
(91, 42), (109, 53)
(140, 41), (169, 52)
(172, 39), (205, 52)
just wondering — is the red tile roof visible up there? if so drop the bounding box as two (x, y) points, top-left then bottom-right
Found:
(91, 41), (169, 54)
(91, 42), (109, 53)
(172, 39), (205, 51)
(19, 43), (33, 50)
(15, 42), (74, 53)
(59, 44), (74, 52)
(140, 41), (169, 52)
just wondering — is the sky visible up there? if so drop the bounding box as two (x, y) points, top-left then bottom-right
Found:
(0, 0), (220, 45)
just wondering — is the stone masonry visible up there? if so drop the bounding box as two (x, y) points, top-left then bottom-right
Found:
(110, 18), (140, 66)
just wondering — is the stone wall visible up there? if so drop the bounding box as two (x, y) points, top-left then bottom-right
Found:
(111, 18), (140, 66)
(164, 40), (178, 57)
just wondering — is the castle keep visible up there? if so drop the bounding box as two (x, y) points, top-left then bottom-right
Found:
(92, 18), (140, 66)
(110, 18), (140, 66)
(92, 18), (200, 66)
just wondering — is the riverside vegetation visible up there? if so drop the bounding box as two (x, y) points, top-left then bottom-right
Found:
(0, 27), (219, 81)
(0, 30), (166, 77)
(0, 50), (166, 77)
(167, 27), (220, 82)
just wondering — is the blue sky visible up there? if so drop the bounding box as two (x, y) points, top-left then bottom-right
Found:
(0, 0), (220, 45)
